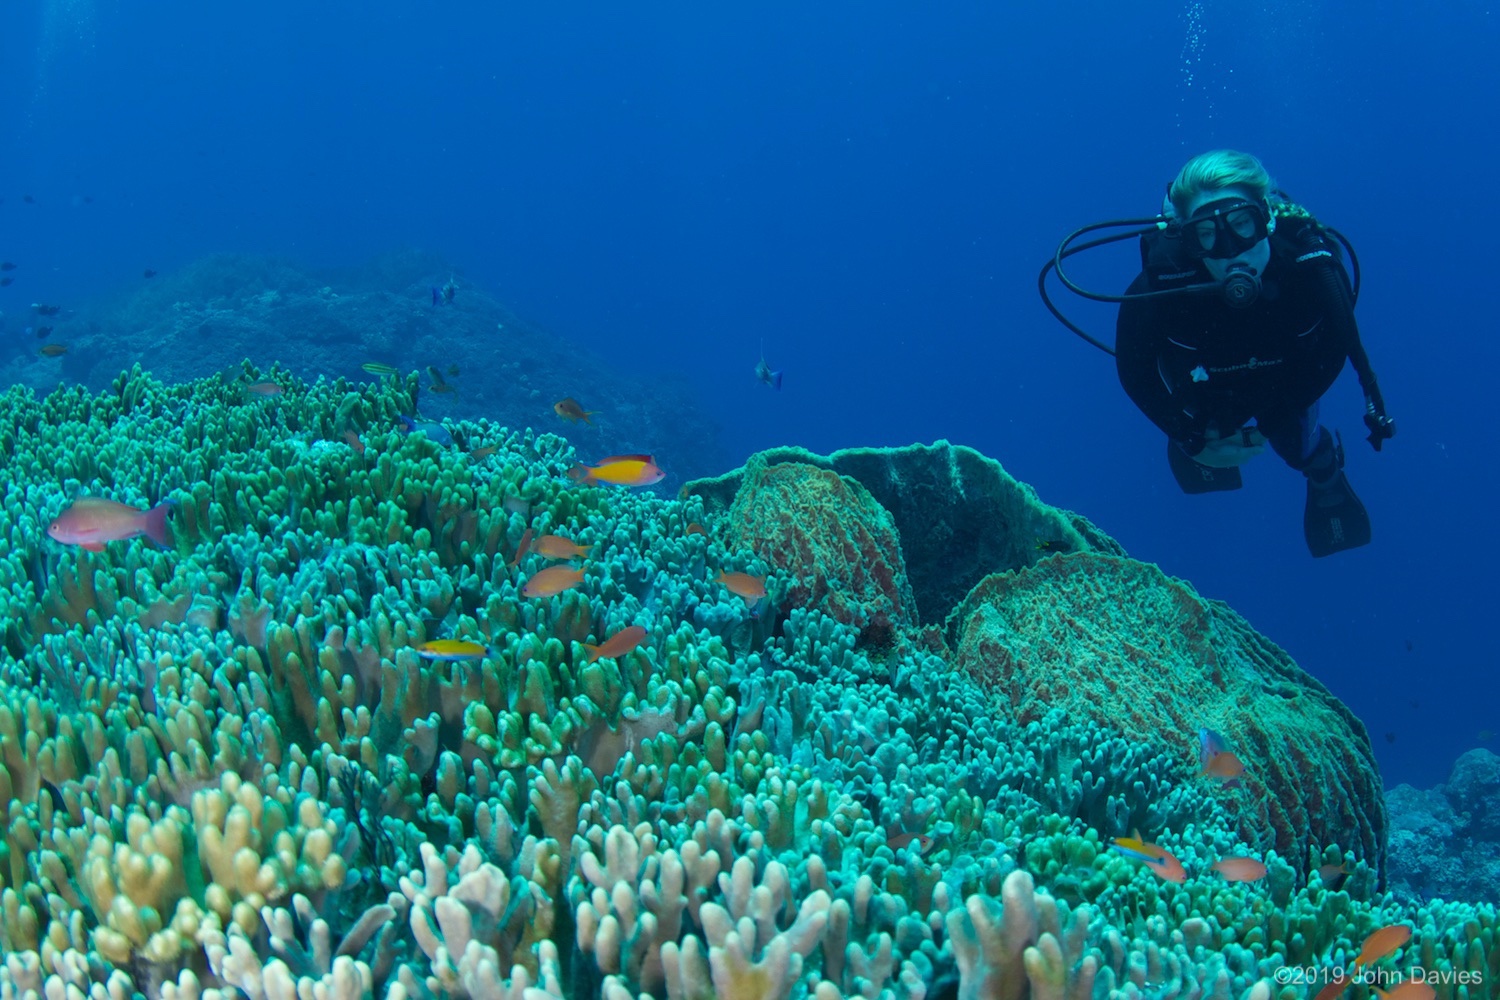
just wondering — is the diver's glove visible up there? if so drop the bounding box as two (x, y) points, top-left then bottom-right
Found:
(1362, 388), (1396, 451)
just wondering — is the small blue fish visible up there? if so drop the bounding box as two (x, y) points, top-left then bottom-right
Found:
(397, 414), (453, 447)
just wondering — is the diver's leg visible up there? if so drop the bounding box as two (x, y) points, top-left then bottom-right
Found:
(1260, 405), (1371, 557)
(1257, 403), (1321, 466)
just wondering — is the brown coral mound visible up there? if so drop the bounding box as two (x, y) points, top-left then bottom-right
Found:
(686, 440), (1119, 624)
(724, 456), (918, 646)
(952, 551), (1388, 884)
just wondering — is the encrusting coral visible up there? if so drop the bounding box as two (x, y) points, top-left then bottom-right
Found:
(0, 369), (1491, 1000)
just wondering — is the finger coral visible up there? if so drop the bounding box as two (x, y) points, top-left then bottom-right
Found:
(0, 372), (1487, 1000)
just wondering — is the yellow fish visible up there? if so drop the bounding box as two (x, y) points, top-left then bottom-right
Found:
(415, 639), (497, 661)
(568, 454), (665, 488)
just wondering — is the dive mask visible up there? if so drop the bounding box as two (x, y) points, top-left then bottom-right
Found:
(1180, 198), (1271, 260)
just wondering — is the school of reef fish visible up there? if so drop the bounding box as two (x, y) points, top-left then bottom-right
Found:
(0, 364), (1493, 1000)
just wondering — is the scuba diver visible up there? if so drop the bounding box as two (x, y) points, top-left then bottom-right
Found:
(1039, 149), (1396, 557)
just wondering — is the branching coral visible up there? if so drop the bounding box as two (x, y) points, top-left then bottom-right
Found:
(0, 373), (1474, 1000)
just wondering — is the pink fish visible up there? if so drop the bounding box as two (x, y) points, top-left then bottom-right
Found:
(1373, 983), (1434, 1000)
(714, 570), (767, 602)
(1201, 751), (1246, 781)
(1211, 857), (1267, 882)
(583, 625), (648, 663)
(1312, 973), (1350, 1000)
(48, 497), (173, 551)
(523, 565), (584, 598)
(508, 527), (534, 569)
(1355, 924), (1412, 969)
(531, 534), (591, 560)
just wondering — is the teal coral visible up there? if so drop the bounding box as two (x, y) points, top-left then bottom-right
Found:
(0, 374), (1490, 999)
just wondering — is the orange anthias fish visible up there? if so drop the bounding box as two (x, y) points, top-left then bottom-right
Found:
(1111, 836), (1187, 884)
(568, 455), (665, 488)
(508, 527), (534, 569)
(523, 565), (584, 598)
(1200, 750), (1246, 781)
(554, 397), (600, 424)
(583, 624), (648, 663)
(1312, 973), (1350, 1000)
(1373, 983), (1435, 1000)
(342, 429), (366, 455)
(1210, 857), (1267, 882)
(531, 534), (592, 561)
(685, 522), (709, 537)
(47, 497), (174, 551)
(714, 570), (767, 602)
(1354, 924), (1412, 968)
(887, 831), (936, 856)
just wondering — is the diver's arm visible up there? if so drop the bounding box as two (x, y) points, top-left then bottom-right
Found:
(1115, 296), (1204, 451)
(1346, 325), (1394, 448)
(1294, 220), (1396, 449)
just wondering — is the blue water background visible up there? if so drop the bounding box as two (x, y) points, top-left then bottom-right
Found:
(2, 2), (1495, 788)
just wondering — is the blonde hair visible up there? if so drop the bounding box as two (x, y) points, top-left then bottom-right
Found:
(1167, 149), (1312, 224)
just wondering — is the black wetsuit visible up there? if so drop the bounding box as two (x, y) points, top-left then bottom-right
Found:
(1115, 215), (1365, 466)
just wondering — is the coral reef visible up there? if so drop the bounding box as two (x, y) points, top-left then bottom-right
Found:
(716, 455), (918, 646)
(949, 551), (1389, 886)
(1386, 748), (1500, 903)
(0, 250), (724, 486)
(685, 441), (1122, 624)
(0, 371), (1489, 1000)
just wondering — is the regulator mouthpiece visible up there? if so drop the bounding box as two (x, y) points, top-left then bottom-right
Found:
(1222, 262), (1261, 308)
